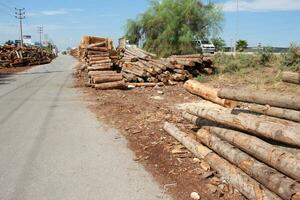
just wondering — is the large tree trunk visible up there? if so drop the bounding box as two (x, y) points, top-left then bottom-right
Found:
(282, 71), (300, 84)
(248, 104), (300, 122)
(94, 81), (127, 90)
(184, 80), (238, 108)
(93, 75), (123, 84)
(197, 129), (300, 200)
(163, 122), (281, 200)
(187, 106), (300, 147)
(218, 88), (300, 110)
(204, 126), (300, 181)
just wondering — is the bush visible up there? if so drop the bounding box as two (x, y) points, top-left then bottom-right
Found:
(256, 47), (273, 65)
(281, 44), (300, 71)
(213, 53), (257, 73)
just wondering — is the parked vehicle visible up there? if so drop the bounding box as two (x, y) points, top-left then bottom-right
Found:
(194, 39), (215, 54)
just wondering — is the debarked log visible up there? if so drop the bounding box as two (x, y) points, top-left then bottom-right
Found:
(197, 128), (300, 200)
(187, 106), (300, 147)
(204, 126), (300, 181)
(184, 80), (238, 108)
(248, 104), (300, 122)
(282, 71), (300, 85)
(94, 80), (127, 90)
(163, 122), (281, 200)
(218, 88), (300, 110)
(93, 74), (123, 84)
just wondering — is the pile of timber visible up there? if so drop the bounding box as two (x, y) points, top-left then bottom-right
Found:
(282, 71), (300, 85)
(165, 80), (300, 200)
(117, 46), (214, 84)
(78, 36), (127, 90)
(0, 45), (55, 68)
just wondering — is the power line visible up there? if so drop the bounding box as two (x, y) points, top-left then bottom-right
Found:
(15, 7), (25, 47)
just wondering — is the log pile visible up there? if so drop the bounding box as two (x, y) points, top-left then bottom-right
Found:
(0, 45), (55, 68)
(77, 36), (127, 90)
(165, 83), (300, 200)
(117, 46), (214, 84)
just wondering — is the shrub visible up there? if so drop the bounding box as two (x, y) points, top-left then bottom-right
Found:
(281, 44), (300, 71)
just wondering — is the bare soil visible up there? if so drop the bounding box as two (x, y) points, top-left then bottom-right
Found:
(74, 74), (245, 200)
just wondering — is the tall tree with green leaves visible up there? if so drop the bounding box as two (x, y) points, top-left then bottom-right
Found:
(125, 0), (223, 57)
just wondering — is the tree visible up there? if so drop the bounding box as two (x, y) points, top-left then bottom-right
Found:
(236, 40), (248, 52)
(125, 0), (224, 57)
(212, 37), (226, 51)
(5, 40), (14, 45)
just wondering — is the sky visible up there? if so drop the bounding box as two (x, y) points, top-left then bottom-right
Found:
(0, 0), (300, 50)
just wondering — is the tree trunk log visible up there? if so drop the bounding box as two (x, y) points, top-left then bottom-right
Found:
(184, 80), (238, 108)
(87, 65), (112, 71)
(218, 88), (300, 110)
(88, 71), (117, 78)
(128, 82), (164, 87)
(282, 71), (300, 84)
(248, 104), (300, 122)
(163, 122), (281, 200)
(93, 75), (123, 84)
(94, 80), (127, 90)
(197, 128), (300, 200)
(204, 126), (300, 180)
(187, 106), (300, 147)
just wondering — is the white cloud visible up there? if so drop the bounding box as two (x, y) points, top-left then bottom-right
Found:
(41, 8), (83, 16)
(221, 0), (300, 12)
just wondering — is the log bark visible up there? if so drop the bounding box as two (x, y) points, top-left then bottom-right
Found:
(187, 106), (300, 147)
(197, 128), (300, 200)
(184, 80), (238, 108)
(94, 80), (127, 90)
(282, 71), (300, 84)
(218, 88), (300, 110)
(163, 122), (281, 200)
(248, 104), (300, 122)
(93, 75), (123, 84)
(204, 126), (300, 181)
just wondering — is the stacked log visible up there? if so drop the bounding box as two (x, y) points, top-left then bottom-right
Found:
(166, 84), (300, 199)
(282, 71), (300, 85)
(0, 45), (55, 67)
(78, 36), (126, 90)
(117, 46), (214, 84)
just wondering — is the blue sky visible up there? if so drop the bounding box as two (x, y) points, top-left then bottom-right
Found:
(0, 0), (300, 50)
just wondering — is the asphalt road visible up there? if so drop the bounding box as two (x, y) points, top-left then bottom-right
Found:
(0, 55), (170, 200)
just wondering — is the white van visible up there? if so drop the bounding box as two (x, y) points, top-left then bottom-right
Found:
(194, 40), (215, 54)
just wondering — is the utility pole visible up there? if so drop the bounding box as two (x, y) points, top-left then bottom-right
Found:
(37, 26), (43, 47)
(234, 0), (239, 54)
(15, 8), (25, 48)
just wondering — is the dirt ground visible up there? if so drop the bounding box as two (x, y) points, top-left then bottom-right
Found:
(74, 73), (246, 200)
(0, 66), (34, 75)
